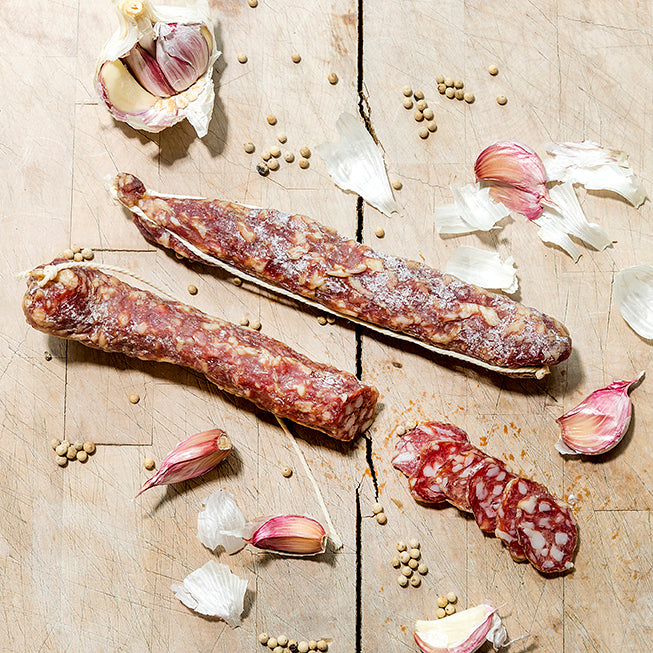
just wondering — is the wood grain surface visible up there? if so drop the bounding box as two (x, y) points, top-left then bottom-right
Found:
(1, 0), (651, 651)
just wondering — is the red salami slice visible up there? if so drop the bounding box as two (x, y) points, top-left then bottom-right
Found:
(468, 459), (517, 533)
(408, 440), (471, 503)
(435, 448), (488, 512)
(495, 478), (553, 561)
(516, 494), (577, 573)
(392, 421), (470, 477)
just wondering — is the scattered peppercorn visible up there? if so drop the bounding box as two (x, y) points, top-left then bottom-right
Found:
(391, 556), (400, 568)
(436, 608), (446, 619)
(76, 450), (88, 462)
(55, 443), (68, 456)
(73, 441), (83, 451)
(372, 502), (384, 515)
(259, 633), (270, 645)
(270, 146), (281, 158)
(50, 438), (61, 450)
(73, 253), (84, 262)
(406, 420), (417, 430)
(239, 317), (249, 327)
(418, 127), (429, 139)
(418, 563), (428, 575)
(288, 641), (298, 651)
(488, 64), (499, 75)
(402, 98), (413, 109)
(56, 456), (68, 467)
(244, 142), (255, 153)
(497, 95), (507, 105)
(129, 393), (140, 404)
(266, 114), (277, 125)
(232, 277), (243, 286)
(422, 107), (434, 121)
(454, 89), (464, 100)
(277, 134), (288, 144)
(445, 604), (456, 615)
(257, 162), (270, 176)
(437, 84), (446, 94)
(409, 538), (420, 549)
(83, 441), (95, 454)
(248, 0), (258, 6)
(446, 592), (457, 603)
(401, 566), (412, 578)
(396, 426), (406, 436)
(144, 458), (155, 470)
(413, 110), (424, 122)
(396, 541), (407, 552)
(445, 87), (455, 99)
(409, 575), (421, 587)
(437, 596), (448, 608)
(453, 79), (464, 89)
(375, 512), (387, 525)
(299, 146), (311, 158)
(435, 74), (445, 84)
(66, 446), (77, 460)
(391, 178), (402, 190)
(317, 640), (328, 651)
(237, 53), (248, 64)
(317, 316), (327, 325)
(402, 85), (412, 97)
(444, 77), (454, 87)
(415, 99), (427, 111)
(250, 319), (262, 331)
(408, 559), (418, 570)
(81, 248), (94, 260)
(62, 248), (74, 260)
(187, 284), (198, 295)
(409, 548), (421, 560)
(328, 72), (338, 85)
(374, 227), (385, 238)
(308, 642), (317, 651)
(284, 152), (295, 163)
(277, 636), (289, 647)
(262, 150), (272, 161)
(298, 643), (309, 653)
(399, 551), (410, 564)
(299, 159), (309, 169)
(282, 466), (293, 478)
(398, 575), (409, 587)
(268, 158), (280, 171)
(463, 92), (475, 104)
(267, 638), (278, 649)
(71, 244), (81, 254)
(326, 316), (335, 324)
(291, 52), (301, 63)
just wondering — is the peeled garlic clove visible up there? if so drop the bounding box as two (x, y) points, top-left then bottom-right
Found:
(171, 560), (247, 627)
(154, 22), (210, 93)
(414, 604), (507, 653)
(474, 141), (549, 220)
(555, 372), (644, 455)
(122, 43), (177, 97)
(98, 59), (158, 115)
(246, 515), (327, 556)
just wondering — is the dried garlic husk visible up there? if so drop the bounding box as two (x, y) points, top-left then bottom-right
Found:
(95, 0), (220, 137)
(434, 183), (510, 235)
(555, 372), (644, 455)
(414, 604), (507, 653)
(198, 490), (247, 554)
(316, 112), (400, 217)
(197, 489), (328, 557)
(535, 182), (612, 261)
(614, 265), (653, 339)
(171, 560), (247, 626)
(136, 428), (232, 497)
(445, 246), (518, 294)
(544, 141), (647, 208)
(474, 141), (549, 220)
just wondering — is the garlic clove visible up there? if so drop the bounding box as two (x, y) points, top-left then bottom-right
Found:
(154, 22), (210, 93)
(474, 141), (549, 220)
(171, 560), (247, 627)
(246, 515), (327, 556)
(98, 59), (158, 115)
(136, 428), (232, 496)
(122, 43), (177, 97)
(414, 604), (507, 653)
(555, 372), (644, 455)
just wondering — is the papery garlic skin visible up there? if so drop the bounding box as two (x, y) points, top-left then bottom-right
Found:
(614, 265), (653, 339)
(474, 141), (549, 220)
(246, 515), (328, 556)
(545, 141), (648, 208)
(197, 489), (247, 554)
(414, 604), (506, 653)
(95, 0), (220, 137)
(445, 246), (518, 294)
(555, 372), (644, 455)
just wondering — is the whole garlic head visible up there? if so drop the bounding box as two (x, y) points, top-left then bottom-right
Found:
(95, 0), (220, 137)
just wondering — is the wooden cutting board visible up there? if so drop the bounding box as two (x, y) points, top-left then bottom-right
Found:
(1, 0), (651, 651)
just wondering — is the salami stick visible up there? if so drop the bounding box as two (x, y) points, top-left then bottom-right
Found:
(22, 263), (379, 441)
(112, 174), (572, 378)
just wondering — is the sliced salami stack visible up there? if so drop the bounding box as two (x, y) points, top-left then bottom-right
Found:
(393, 421), (578, 574)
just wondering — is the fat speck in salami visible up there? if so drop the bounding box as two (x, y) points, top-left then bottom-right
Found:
(23, 263), (378, 441)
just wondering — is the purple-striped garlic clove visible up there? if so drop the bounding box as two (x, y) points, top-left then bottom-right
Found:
(247, 515), (328, 556)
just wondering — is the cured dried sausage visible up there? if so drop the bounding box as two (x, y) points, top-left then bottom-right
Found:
(112, 173), (572, 377)
(468, 459), (517, 533)
(516, 494), (577, 573)
(434, 448), (489, 512)
(392, 421), (469, 477)
(23, 263), (379, 441)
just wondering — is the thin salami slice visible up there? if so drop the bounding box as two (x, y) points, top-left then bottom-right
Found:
(516, 494), (577, 573)
(468, 459), (517, 533)
(23, 263), (379, 441)
(495, 478), (553, 562)
(435, 448), (489, 512)
(408, 440), (471, 503)
(392, 421), (470, 477)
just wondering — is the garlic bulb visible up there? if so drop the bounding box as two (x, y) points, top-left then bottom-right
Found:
(95, 0), (220, 137)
